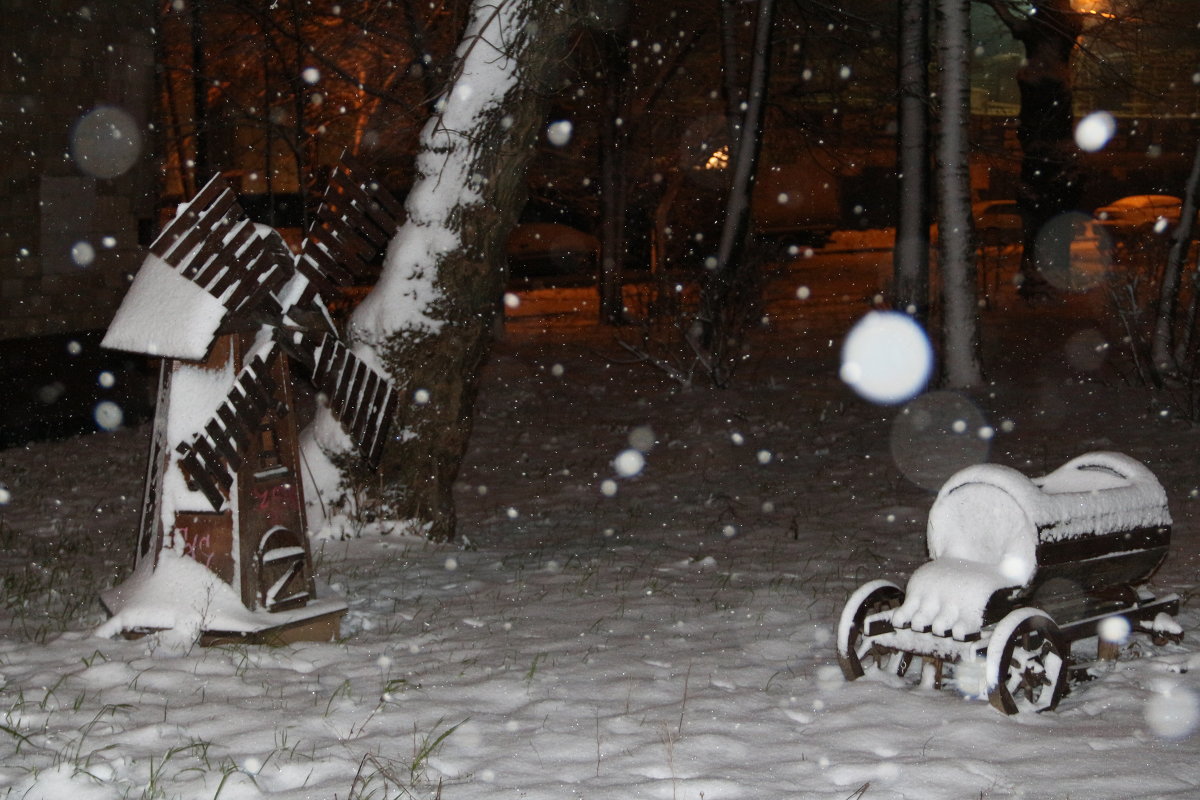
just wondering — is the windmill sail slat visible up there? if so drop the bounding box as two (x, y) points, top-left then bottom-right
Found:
(329, 172), (396, 248)
(216, 402), (252, 448)
(205, 419), (243, 470)
(340, 153), (405, 220)
(305, 236), (359, 286)
(355, 380), (388, 456)
(176, 221), (233, 280)
(176, 446), (227, 510)
(239, 356), (279, 418)
(206, 233), (263, 297)
(188, 221), (255, 283)
(315, 200), (385, 268)
(312, 208), (373, 265)
(194, 437), (234, 492)
(294, 253), (345, 302)
(363, 381), (398, 468)
(317, 339), (349, 400)
(337, 359), (370, 436)
(230, 239), (294, 317)
(230, 266), (287, 322)
(160, 191), (240, 269)
(226, 382), (262, 423)
(149, 177), (229, 259)
(308, 334), (336, 386)
(349, 371), (381, 444)
(331, 351), (363, 419)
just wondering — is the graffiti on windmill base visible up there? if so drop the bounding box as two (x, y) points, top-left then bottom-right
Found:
(175, 513), (236, 583)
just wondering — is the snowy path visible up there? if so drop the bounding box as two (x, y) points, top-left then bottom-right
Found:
(3, 247), (1200, 798)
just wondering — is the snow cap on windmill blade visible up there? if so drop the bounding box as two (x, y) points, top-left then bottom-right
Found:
(840, 311), (933, 405)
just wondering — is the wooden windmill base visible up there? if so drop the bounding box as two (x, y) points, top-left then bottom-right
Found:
(197, 607), (346, 647)
(113, 599), (347, 648)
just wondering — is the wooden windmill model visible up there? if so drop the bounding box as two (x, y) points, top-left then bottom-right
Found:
(99, 158), (401, 645)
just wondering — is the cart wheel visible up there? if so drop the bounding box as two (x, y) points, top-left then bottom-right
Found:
(985, 608), (1068, 715)
(837, 580), (905, 681)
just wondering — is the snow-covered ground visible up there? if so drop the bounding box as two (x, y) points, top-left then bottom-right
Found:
(3, 243), (1200, 799)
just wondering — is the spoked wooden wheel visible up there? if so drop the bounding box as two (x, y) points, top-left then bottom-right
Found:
(986, 608), (1069, 715)
(837, 580), (906, 681)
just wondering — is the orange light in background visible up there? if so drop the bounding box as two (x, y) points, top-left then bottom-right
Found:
(1073, 0), (1117, 18)
(705, 146), (730, 170)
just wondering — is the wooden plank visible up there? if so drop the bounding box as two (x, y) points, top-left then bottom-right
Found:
(216, 402), (252, 448)
(331, 352), (364, 419)
(238, 360), (276, 418)
(317, 203), (377, 263)
(341, 154), (405, 220)
(204, 419), (242, 470)
(330, 171), (396, 247)
(353, 379), (388, 454)
(150, 177), (229, 258)
(1037, 525), (1170, 565)
(175, 511), (235, 583)
(204, 227), (260, 296)
(197, 221), (255, 287)
(176, 446), (227, 511)
(363, 381), (398, 467)
(294, 253), (344, 301)
(300, 240), (356, 288)
(226, 382), (263, 425)
(348, 370), (380, 444)
(317, 339), (349, 400)
(162, 191), (239, 269)
(190, 435), (233, 492)
(313, 207), (374, 265)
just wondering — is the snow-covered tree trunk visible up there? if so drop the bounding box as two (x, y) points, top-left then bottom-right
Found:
(301, 0), (579, 542)
(936, 0), (983, 388)
(893, 0), (931, 322)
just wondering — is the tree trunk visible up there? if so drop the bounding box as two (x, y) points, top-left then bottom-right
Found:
(599, 30), (629, 325)
(893, 0), (931, 323)
(301, 0), (579, 542)
(1153, 139), (1200, 376)
(189, 0), (210, 188)
(703, 0), (775, 388)
(936, 0), (982, 388)
(985, 0), (1083, 295)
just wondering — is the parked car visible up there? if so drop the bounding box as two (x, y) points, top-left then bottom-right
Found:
(973, 199), (1023, 247)
(506, 222), (600, 287)
(1093, 194), (1183, 234)
(930, 200), (1023, 246)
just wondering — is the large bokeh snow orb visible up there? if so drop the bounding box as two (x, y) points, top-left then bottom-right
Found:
(71, 106), (143, 179)
(1146, 683), (1200, 740)
(890, 390), (990, 490)
(1075, 111), (1116, 153)
(1035, 211), (1110, 292)
(840, 311), (933, 405)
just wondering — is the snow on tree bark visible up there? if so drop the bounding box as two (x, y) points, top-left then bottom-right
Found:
(936, 0), (983, 388)
(300, 0), (579, 542)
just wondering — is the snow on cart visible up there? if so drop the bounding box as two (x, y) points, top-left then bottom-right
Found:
(837, 451), (1180, 714)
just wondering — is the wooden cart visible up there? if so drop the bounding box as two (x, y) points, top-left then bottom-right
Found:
(837, 452), (1180, 714)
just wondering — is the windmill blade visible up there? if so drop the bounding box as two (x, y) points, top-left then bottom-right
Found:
(151, 175), (296, 325)
(175, 345), (287, 511)
(296, 154), (404, 309)
(282, 330), (397, 468)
